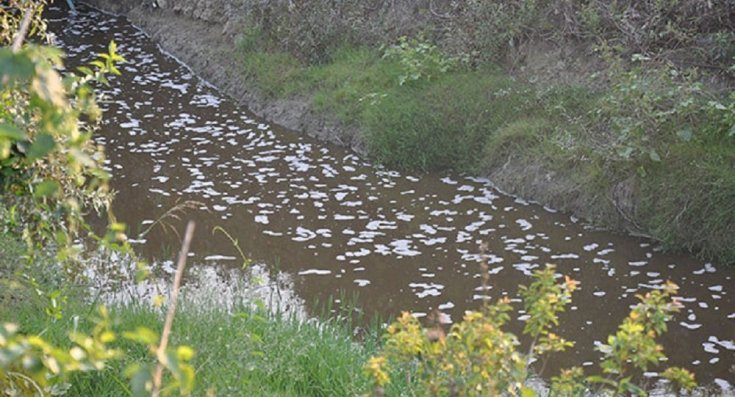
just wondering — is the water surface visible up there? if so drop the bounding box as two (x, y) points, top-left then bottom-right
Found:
(50, 5), (734, 388)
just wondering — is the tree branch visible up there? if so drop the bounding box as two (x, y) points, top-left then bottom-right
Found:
(11, 7), (34, 52)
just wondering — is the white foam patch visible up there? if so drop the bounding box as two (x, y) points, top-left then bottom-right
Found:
(298, 269), (331, 276)
(204, 255), (237, 261)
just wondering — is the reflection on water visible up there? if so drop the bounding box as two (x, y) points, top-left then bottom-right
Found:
(83, 250), (304, 318)
(50, 5), (734, 388)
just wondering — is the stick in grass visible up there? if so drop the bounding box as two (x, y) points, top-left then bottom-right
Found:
(152, 220), (195, 397)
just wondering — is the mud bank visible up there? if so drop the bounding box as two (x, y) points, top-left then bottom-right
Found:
(79, 0), (690, 248)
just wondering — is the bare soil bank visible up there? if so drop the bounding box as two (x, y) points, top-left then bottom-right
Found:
(80, 0), (674, 244)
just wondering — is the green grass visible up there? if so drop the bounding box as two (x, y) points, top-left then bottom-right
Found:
(0, 295), (403, 396)
(0, 229), (407, 396)
(640, 143), (735, 261)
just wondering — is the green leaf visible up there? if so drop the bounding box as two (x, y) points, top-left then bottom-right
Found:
(122, 326), (159, 346)
(618, 146), (634, 159)
(0, 49), (35, 88)
(621, 378), (646, 396)
(34, 180), (59, 198)
(649, 149), (661, 162)
(26, 133), (56, 161)
(521, 386), (537, 397)
(676, 128), (693, 142)
(0, 141), (10, 159)
(76, 66), (93, 76)
(0, 123), (26, 140)
(90, 60), (105, 69)
(176, 345), (195, 361)
(586, 375), (617, 387)
(125, 363), (153, 397)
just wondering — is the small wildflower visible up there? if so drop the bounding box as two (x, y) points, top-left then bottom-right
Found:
(365, 356), (390, 386)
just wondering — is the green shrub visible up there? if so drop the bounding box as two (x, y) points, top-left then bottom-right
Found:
(0, 6), (125, 260)
(363, 70), (539, 171)
(640, 144), (735, 261)
(239, 50), (309, 98)
(366, 266), (697, 396)
(481, 118), (549, 169)
(310, 46), (402, 123)
(381, 36), (465, 86)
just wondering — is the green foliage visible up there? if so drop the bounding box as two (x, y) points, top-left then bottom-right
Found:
(309, 46), (402, 122)
(519, 266), (577, 355)
(480, 118), (549, 170)
(0, 0), (50, 47)
(363, 70), (541, 171)
(455, 0), (547, 63)
(0, 4), (200, 396)
(574, 282), (696, 396)
(0, 37), (124, 260)
(381, 36), (463, 86)
(593, 282), (680, 378)
(1, 298), (393, 397)
(0, 307), (121, 396)
(0, 304), (198, 397)
(597, 61), (735, 164)
(640, 144), (735, 262)
(122, 327), (196, 396)
(238, 47), (309, 98)
(366, 266), (696, 396)
(366, 265), (578, 396)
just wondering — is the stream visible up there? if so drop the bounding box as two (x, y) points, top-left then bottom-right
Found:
(50, 4), (734, 389)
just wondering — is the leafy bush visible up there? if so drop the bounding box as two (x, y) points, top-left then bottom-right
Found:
(382, 36), (464, 86)
(593, 58), (735, 164)
(1, 306), (197, 397)
(453, 0), (547, 64)
(365, 265), (697, 396)
(363, 70), (540, 171)
(1, 3), (198, 396)
(0, 9), (125, 260)
(0, 308), (121, 396)
(576, 0), (735, 66)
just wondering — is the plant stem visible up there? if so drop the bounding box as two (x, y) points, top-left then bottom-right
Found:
(152, 220), (195, 397)
(11, 7), (33, 52)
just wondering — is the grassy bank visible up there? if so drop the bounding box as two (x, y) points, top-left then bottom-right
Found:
(235, 26), (735, 264)
(1, 305), (374, 396)
(0, 257), (403, 396)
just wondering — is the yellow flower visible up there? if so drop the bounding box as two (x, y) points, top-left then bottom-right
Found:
(365, 356), (390, 386)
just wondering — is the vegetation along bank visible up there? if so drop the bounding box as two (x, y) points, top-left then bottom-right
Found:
(0, 1), (721, 395)
(83, 0), (735, 264)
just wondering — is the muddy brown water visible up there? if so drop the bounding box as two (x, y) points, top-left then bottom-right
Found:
(49, 5), (734, 388)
